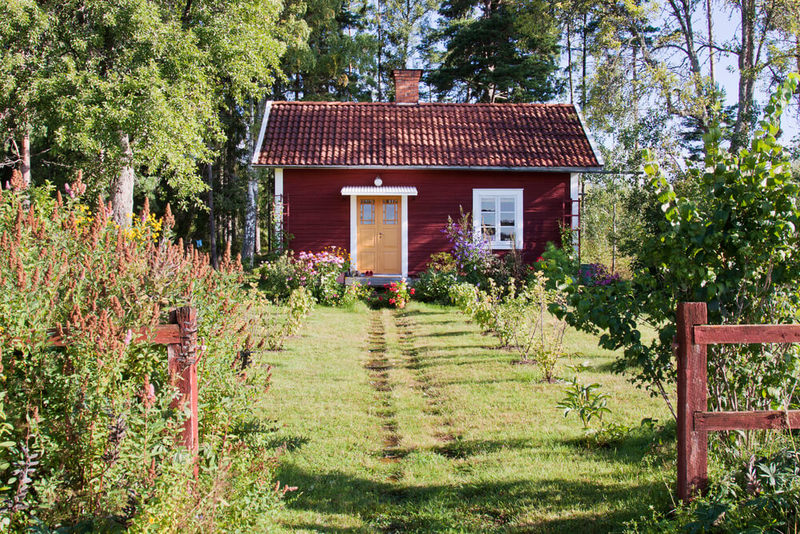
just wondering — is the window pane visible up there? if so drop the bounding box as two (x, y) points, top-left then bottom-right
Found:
(481, 212), (496, 227)
(482, 226), (496, 237)
(500, 198), (515, 212)
(383, 199), (398, 224)
(481, 198), (495, 212)
(500, 212), (515, 226)
(360, 199), (374, 224)
(500, 227), (515, 241)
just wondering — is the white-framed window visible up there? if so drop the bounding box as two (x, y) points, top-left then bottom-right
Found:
(472, 189), (523, 250)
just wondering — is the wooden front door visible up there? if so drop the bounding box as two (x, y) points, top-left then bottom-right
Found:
(357, 196), (401, 274)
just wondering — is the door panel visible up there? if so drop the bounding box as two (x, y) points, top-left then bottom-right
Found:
(357, 196), (401, 274)
(378, 198), (401, 273)
(357, 198), (377, 272)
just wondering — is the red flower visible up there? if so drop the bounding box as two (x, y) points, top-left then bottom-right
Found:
(378, 296), (383, 301)
(409, 288), (415, 295)
(389, 298), (395, 304)
(383, 284), (390, 289)
(536, 256), (544, 262)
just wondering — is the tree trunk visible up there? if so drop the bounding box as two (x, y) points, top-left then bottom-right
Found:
(207, 163), (218, 269)
(706, 0), (715, 86)
(242, 176), (258, 266)
(567, 19), (573, 104)
(732, 0), (756, 151)
(581, 12), (587, 108)
(21, 130), (31, 187)
(112, 132), (135, 226)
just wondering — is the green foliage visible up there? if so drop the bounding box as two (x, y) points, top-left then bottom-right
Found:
(278, 0), (375, 101)
(0, 184), (303, 530)
(507, 272), (568, 381)
(414, 254), (460, 304)
(2, 0), (292, 202)
(543, 75), (800, 417)
(257, 249), (350, 306)
(626, 446), (800, 532)
(449, 276), (568, 379)
(557, 376), (610, 429)
(427, 0), (561, 102)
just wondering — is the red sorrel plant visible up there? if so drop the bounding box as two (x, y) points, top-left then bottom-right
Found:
(0, 183), (294, 531)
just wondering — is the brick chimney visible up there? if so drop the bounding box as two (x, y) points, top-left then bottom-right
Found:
(392, 69), (423, 104)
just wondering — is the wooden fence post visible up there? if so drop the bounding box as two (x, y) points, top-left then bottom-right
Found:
(676, 302), (708, 502)
(167, 306), (199, 456)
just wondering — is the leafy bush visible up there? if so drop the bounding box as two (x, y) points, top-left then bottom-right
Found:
(0, 186), (301, 531)
(450, 276), (568, 379)
(257, 253), (301, 300)
(414, 253), (460, 304)
(557, 378), (610, 429)
(626, 446), (800, 533)
(506, 272), (567, 380)
(258, 248), (350, 306)
(541, 75), (800, 421)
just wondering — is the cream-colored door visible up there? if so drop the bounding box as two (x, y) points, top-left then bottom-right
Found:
(357, 197), (401, 274)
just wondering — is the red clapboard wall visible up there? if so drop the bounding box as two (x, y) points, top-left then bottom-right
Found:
(282, 168), (571, 273)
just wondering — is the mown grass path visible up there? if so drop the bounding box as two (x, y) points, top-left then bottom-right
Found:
(266, 303), (673, 533)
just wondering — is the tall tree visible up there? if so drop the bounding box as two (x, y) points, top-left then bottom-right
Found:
(278, 0), (377, 101)
(427, 0), (561, 103)
(2, 0), (290, 224)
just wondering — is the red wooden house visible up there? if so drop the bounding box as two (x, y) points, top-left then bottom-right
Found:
(251, 70), (603, 278)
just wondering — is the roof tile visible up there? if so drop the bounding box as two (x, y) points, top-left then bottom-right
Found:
(256, 102), (600, 168)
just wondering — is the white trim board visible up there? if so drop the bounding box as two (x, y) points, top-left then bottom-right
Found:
(570, 173), (580, 254)
(347, 193), (412, 277)
(573, 104), (604, 167)
(274, 167), (283, 248)
(251, 101), (272, 165)
(471, 188), (524, 250)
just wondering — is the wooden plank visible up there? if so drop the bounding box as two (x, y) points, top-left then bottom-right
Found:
(695, 410), (800, 431)
(47, 324), (181, 347)
(677, 302), (709, 503)
(694, 324), (800, 344)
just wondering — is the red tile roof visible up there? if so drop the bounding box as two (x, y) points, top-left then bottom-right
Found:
(253, 102), (602, 169)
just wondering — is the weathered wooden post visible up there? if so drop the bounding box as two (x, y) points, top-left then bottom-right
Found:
(167, 306), (199, 455)
(676, 302), (708, 502)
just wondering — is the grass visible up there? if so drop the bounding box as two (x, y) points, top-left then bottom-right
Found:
(263, 302), (676, 533)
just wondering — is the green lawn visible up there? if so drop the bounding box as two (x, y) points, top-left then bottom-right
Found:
(264, 302), (675, 533)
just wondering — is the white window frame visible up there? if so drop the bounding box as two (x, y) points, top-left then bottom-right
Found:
(472, 189), (524, 250)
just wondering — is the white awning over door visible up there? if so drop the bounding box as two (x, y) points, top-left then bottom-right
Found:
(340, 186), (418, 196)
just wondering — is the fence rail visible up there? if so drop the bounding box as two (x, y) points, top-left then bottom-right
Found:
(676, 302), (800, 502)
(45, 307), (199, 457)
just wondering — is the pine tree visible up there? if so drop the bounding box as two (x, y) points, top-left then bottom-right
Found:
(426, 0), (561, 103)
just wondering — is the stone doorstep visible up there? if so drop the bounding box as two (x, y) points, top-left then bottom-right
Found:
(345, 275), (415, 287)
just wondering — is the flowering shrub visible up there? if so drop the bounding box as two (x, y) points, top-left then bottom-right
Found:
(443, 210), (494, 283)
(384, 280), (413, 309)
(258, 248), (349, 306)
(0, 184), (300, 531)
(578, 263), (620, 286)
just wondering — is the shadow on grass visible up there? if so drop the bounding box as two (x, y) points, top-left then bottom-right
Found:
(275, 462), (668, 533)
(425, 330), (476, 338)
(563, 420), (676, 466)
(398, 309), (449, 317)
(265, 434), (311, 452)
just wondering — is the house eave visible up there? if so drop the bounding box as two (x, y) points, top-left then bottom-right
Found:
(250, 164), (606, 173)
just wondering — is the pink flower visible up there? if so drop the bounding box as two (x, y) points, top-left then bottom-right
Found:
(389, 298), (395, 304)
(410, 288), (415, 295)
